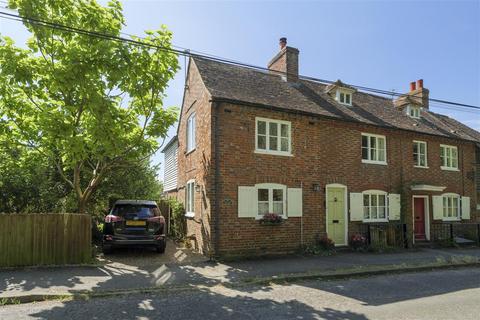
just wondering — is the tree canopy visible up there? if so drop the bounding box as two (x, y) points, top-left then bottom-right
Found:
(0, 0), (179, 213)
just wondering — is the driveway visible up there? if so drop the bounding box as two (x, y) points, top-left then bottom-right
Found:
(0, 239), (208, 298)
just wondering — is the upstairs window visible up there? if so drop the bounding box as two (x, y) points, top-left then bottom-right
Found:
(440, 144), (458, 170)
(256, 118), (291, 155)
(361, 133), (387, 164)
(413, 140), (428, 168)
(336, 90), (352, 106)
(407, 105), (421, 119)
(186, 113), (196, 153)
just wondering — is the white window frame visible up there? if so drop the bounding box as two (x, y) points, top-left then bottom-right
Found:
(407, 105), (421, 119)
(186, 180), (195, 216)
(336, 89), (352, 106)
(440, 144), (459, 171)
(255, 183), (287, 218)
(441, 193), (460, 221)
(186, 113), (196, 153)
(362, 190), (388, 222)
(413, 140), (428, 168)
(255, 117), (292, 156)
(361, 133), (387, 165)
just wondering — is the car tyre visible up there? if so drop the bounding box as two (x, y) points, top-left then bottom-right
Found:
(102, 244), (113, 255)
(156, 239), (166, 254)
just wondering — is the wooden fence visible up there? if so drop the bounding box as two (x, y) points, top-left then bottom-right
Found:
(0, 213), (92, 267)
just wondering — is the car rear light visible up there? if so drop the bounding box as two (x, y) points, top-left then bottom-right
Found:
(105, 215), (124, 223)
(147, 216), (165, 224)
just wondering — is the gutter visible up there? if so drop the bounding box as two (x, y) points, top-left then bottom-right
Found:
(212, 101), (221, 258)
(210, 97), (479, 145)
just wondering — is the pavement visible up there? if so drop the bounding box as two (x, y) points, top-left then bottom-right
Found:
(1, 267), (480, 319)
(1, 241), (480, 303)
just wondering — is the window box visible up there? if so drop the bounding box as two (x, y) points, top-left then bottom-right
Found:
(258, 213), (284, 226)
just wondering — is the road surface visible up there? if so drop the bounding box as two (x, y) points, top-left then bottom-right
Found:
(1, 267), (479, 320)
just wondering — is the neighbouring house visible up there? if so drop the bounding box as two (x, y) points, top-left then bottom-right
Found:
(162, 136), (178, 196)
(163, 37), (480, 257)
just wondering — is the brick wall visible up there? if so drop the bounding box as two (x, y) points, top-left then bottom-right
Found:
(176, 60), (215, 255)
(213, 102), (478, 255)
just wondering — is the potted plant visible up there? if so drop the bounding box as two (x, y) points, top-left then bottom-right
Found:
(259, 213), (284, 226)
(350, 233), (368, 251)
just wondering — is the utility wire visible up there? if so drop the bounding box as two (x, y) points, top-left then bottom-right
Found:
(0, 10), (478, 111)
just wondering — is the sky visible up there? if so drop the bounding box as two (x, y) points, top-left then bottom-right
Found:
(1, 0), (479, 182)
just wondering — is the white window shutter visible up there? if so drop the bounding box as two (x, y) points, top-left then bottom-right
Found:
(238, 186), (257, 218)
(461, 196), (470, 220)
(287, 188), (303, 217)
(388, 194), (401, 220)
(349, 193), (363, 221)
(432, 196), (443, 220)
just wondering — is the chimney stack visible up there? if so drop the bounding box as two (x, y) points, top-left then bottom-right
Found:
(267, 37), (299, 82)
(410, 81), (416, 92)
(394, 79), (429, 109)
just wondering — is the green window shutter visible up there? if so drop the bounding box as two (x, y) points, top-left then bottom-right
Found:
(287, 188), (303, 217)
(461, 196), (471, 220)
(238, 186), (257, 218)
(388, 194), (401, 220)
(432, 196), (443, 220)
(349, 193), (363, 221)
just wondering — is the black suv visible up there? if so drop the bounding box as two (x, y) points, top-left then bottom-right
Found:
(102, 200), (166, 254)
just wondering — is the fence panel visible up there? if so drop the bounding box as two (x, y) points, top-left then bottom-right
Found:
(0, 213), (91, 267)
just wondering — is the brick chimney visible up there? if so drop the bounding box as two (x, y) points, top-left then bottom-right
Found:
(267, 37), (299, 82)
(394, 79), (429, 109)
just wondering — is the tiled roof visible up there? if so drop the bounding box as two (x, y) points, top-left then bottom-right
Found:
(194, 57), (480, 143)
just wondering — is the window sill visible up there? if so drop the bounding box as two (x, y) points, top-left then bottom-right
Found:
(362, 160), (387, 166)
(256, 215), (287, 220)
(254, 150), (293, 157)
(363, 219), (389, 223)
(185, 212), (195, 219)
(414, 165), (429, 169)
(442, 218), (461, 222)
(440, 166), (459, 172)
(185, 148), (196, 156)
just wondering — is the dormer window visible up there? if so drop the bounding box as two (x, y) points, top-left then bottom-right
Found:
(336, 90), (352, 106)
(407, 105), (421, 119)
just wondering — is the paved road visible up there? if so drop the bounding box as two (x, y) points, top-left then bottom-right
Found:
(1, 267), (479, 320)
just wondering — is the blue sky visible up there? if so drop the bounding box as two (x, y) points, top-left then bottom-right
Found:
(1, 0), (479, 181)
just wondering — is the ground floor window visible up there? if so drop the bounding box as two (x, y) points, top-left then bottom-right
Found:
(363, 191), (387, 221)
(256, 183), (286, 216)
(442, 194), (459, 220)
(186, 180), (195, 214)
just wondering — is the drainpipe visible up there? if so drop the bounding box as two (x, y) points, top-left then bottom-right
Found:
(213, 100), (221, 258)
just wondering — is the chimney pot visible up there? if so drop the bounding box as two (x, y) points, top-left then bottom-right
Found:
(410, 81), (416, 92)
(417, 79), (423, 89)
(279, 37), (287, 50)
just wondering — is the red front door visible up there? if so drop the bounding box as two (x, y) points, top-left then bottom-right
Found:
(414, 198), (426, 240)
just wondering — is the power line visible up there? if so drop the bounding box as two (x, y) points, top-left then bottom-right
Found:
(0, 10), (478, 111)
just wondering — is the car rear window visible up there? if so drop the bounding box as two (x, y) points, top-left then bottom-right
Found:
(111, 204), (160, 218)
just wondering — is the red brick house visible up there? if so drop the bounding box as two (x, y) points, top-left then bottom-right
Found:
(163, 38), (480, 257)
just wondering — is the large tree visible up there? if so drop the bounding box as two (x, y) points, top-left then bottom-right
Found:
(0, 0), (179, 213)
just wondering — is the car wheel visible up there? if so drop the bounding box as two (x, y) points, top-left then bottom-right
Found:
(102, 244), (113, 255)
(156, 240), (166, 254)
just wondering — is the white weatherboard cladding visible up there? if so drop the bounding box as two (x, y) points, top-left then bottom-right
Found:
(163, 141), (178, 191)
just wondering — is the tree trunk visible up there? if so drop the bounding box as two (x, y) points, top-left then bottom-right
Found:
(78, 196), (87, 214)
